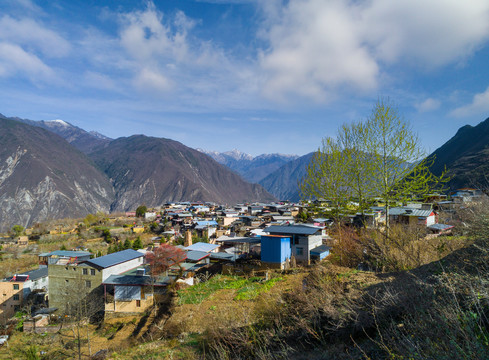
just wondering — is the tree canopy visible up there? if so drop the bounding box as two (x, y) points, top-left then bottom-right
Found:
(300, 99), (449, 223)
(136, 205), (148, 217)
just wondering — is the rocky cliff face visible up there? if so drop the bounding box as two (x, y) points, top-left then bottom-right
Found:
(91, 136), (276, 211)
(0, 117), (114, 231)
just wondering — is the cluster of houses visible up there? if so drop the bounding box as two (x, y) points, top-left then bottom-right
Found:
(2, 188), (481, 326)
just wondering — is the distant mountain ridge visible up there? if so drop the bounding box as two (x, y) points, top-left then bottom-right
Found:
(2, 114), (112, 154)
(0, 115), (276, 230)
(428, 116), (489, 190)
(259, 152), (315, 201)
(199, 149), (299, 183)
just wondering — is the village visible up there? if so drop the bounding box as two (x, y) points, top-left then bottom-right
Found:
(0, 187), (480, 346)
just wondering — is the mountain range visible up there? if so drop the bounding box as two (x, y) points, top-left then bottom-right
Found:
(0, 115), (275, 231)
(199, 149), (298, 183)
(2, 111), (489, 231)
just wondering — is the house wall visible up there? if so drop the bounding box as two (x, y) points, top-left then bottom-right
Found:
(48, 264), (103, 312)
(23, 276), (48, 298)
(0, 281), (23, 321)
(291, 235), (322, 264)
(261, 236), (291, 264)
(101, 257), (144, 281)
(105, 285), (153, 314)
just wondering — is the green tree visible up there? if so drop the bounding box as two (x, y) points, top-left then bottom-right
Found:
(132, 236), (143, 250)
(123, 238), (132, 250)
(301, 99), (448, 228)
(136, 205), (148, 218)
(102, 229), (112, 243)
(11, 225), (24, 237)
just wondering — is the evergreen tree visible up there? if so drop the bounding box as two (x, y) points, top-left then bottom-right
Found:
(132, 236), (143, 250)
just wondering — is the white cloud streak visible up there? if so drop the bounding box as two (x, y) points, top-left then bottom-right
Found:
(0, 42), (55, 82)
(451, 87), (489, 117)
(416, 98), (441, 113)
(0, 15), (71, 57)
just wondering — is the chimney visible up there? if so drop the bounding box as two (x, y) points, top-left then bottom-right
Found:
(184, 229), (192, 247)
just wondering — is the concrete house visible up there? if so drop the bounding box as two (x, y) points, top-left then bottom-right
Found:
(0, 267), (48, 321)
(262, 225), (323, 265)
(48, 249), (144, 313)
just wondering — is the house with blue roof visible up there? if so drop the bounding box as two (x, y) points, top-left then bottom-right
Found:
(48, 249), (145, 313)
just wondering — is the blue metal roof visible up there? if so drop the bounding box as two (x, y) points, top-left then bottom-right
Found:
(310, 245), (331, 254)
(83, 249), (144, 270)
(185, 242), (219, 252)
(265, 225), (321, 236)
(185, 250), (210, 262)
(195, 220), (218, 227)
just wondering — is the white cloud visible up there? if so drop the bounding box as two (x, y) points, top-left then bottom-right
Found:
(259, 0), (489, 102)
(0, 42), (55, 82)
(134, 67), (172, 93)
(0, 15), (71, 58)
(451, 87), (489, 117)
(416, 98), (441, 112)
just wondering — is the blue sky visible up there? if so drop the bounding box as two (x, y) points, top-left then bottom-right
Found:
(1, 0), (489, 156)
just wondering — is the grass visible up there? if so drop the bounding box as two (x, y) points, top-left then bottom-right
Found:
(177, 275), (283, 305)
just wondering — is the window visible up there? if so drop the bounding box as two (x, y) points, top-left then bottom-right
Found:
(136, 300), (141, 307)
(90, 269), (96, 276)
(14, 305), (20, 311)
(296, 247), (304, 256)
(83, 268), (88, 275)
(13, 294), (19, 301)
(85, 280), (91, 288)
(13, 284), (19, 290)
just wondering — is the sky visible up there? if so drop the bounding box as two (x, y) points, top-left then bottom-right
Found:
(1, 0), (489, 157)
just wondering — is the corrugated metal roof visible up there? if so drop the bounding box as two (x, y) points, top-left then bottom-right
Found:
(428, 224), (454, 231)
(185, 242), (219, 252)
(21, 267), (48, 281)
(265, 225), (321, 235)
(103, 274), (171, 286)
(310, 245), (331, 254)
(38, 250), (91, 258)
(83, 249), (143, 270)
(195, 220), (218, 227)
(185, 250), (210, 262)
(389, 207), (433, 217)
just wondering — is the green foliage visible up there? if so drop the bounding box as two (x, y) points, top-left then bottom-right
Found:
(123, 239), (132, 250)
(177, 275), (283, 304)
(12, 224), (24, 236)
(16, 345), (40, 360)
(102, 229), (112, 243)
(136, 205), (148, 218)
(60, 244), (67, 251)
(132, 236), (143, 250)
(301, 99), (449, 221)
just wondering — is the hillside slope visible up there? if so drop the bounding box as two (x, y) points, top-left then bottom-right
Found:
(2, 114), (112, 154)
(428, 117), (489, 190)
(259, 152), (315, 201)
(91, 135), (276, 210)
(0, 118), (114, 231)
